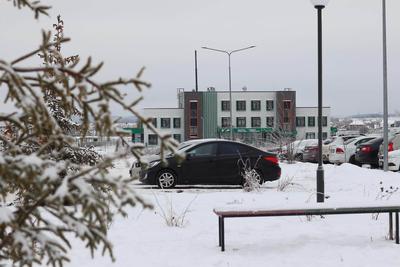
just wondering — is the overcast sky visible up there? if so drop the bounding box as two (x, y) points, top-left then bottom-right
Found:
(1, 0), (399, 117)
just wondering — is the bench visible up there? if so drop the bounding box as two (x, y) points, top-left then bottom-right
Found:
(214, 205), (400, 251)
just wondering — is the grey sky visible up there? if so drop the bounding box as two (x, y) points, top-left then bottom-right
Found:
(1, 0), (399, 117)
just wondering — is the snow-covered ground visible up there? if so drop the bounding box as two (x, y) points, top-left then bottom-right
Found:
(67, 156), (400, 267)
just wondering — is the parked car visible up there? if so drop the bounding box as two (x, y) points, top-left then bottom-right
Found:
(283, 139), (318, 161)
(328, 136), (377, 165)
(302, 142), (319, 163)
(129, 138), (209, 178)
(322, 138), (335, 163)
(379, 149), (400, 171)
(355, 137), (383, 168)
(328, 135), (361, 163)
(378, 133), (400, 159)
(137, 139), (281, 188)
(303, 138), (336, 163)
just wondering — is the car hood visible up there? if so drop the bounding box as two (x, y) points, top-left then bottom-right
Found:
(132, 154), (161, 166)
(136, 152), (184, 164)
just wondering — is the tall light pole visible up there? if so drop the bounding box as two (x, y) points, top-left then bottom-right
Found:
(382, 0), (389, 172)
(311, 0), (329, 203)
(202, 45), (256, 140)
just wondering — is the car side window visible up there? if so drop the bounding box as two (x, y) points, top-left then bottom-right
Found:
(219, 143), (248, 156)
(355, 138), (373, 146)
(188, 143), (217, 157)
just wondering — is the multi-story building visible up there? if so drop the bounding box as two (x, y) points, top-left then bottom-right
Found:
(295, 107), (331, 140)
(142, 108), (184, 145)
(140, 88), (331, 146)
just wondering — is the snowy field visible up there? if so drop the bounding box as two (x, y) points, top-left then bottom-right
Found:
(67, 150), (400, 267)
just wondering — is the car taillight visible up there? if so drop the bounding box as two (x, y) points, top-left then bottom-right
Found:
(389, 142), (394, 152)
(264, 156), (279, 165)
(336, 147), (344, 154)
(361, 146), (372, 153)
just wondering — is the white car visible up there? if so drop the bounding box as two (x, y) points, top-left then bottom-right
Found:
(322, 138), (335, 163)
(329, 136), (376, 165)
(379, 149), (400, 171)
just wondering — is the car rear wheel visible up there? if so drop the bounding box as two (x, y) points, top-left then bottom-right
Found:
(157, 170), (177, 189)
(349, 155), (360, 166)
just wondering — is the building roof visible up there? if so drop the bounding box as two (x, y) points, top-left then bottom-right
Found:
(296, 106), (331, 109)
(143, 108), (183, 110)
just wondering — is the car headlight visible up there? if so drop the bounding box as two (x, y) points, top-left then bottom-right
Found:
(148, 160), (161, 168)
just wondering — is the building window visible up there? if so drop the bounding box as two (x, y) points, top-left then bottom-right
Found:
(160, 118), (171, 128)
(266, 100), (274, 111)
(306, 132), (316, 139)
(322, 132), (328, 140)
(322, 116), (328, 127)
(296, 117), (305, 127)
(266, 117), (274, 127)
(189, 127), (198, 136)
(221, 117), (230, 127)
(221, 100), (230, 111)
(251, 117), (261, 127)
(151, 118), (157, 128)
(190, 101), (198, 110)
(148, 134), (158, 145)
(190, 118), (197, 126)
(190, 101), (198, 117)
(283, 117), (289, 123)
(173, 134), (181, 142)
(237, 117), (246, 127)
(236, 100), (246, 111)
(251, 100), (261, 111)
(308, 116), (315, 127)
(189, 100), (198, 137)
(283, 100), (291, 110)
(173, 118), (181, 128)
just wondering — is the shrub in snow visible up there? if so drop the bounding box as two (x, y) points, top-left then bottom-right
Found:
(376, 181), (399, 201)
(0, 4), (178, 266)
(277, 175), (295, 192)
(238, 156), (262, 192)
(153, 191), (198, 227)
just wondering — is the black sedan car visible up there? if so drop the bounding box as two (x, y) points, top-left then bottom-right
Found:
(355, 137), (383, 168)
(139, 139), (281, 188)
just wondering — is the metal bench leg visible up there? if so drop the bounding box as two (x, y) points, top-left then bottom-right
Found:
(221, 217), (225, 251)
(218, 217), (222, 247)
(389, 212), (393, 240)
(396, 212), (399, 244)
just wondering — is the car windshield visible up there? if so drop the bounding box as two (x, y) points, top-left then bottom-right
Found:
(323, 139), (334, 145)
(177, 143), (193, 151)
(344, 138), (356, 145)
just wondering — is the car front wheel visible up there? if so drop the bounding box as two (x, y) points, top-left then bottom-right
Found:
(295, 153), (303, 161)
(157, 170), (177, 189)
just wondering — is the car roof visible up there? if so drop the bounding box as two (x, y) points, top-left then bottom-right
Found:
(180, 138), (267, 152)
(354, 136), (375, 141)
(178, 138), (249, 149)
(364, 137), (382, 144)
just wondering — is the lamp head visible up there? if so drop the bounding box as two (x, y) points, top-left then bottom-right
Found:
(311, 0), (329, 8)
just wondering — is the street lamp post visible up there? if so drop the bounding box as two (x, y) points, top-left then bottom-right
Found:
(202, 46), (256, 140)
(382, 0), (389, 172)
(311, 0), (329, 203)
